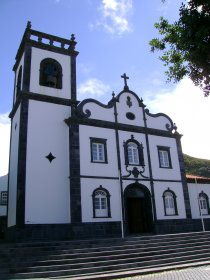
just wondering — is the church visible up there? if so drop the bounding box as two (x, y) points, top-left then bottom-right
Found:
(6, 22), (210, 241)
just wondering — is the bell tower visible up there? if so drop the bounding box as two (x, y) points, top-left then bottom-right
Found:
(12, 21), (78, 101)
(7, 22), (79, 239)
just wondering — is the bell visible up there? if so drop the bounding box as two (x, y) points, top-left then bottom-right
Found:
(46, 75), (57, 87)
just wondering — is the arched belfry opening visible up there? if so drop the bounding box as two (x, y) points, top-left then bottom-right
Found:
(124, 183), (153, 234)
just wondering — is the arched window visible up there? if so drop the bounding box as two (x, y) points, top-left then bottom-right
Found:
(163, 189), (178, 216)
(128, 143), (139, 165)
(199, 192), (210, 215)
(16, 66), (22, 94)
(92, 187), (111, 218)
(124, 136), (144, 166)
(39, 58), (62, 89)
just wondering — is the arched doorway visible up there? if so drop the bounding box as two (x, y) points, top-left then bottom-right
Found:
(124, 183), (153, 234)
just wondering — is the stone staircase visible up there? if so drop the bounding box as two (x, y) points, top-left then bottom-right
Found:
(1, 231), (210, 279)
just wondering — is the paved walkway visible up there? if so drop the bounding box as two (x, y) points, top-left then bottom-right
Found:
(117, 265), (210, 280)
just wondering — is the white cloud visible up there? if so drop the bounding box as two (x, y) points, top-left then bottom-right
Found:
(0, 113), (10, 176)
(78, 78), (111, 100)
(92, 0), (133, 35)
(146, 78), (210, 160)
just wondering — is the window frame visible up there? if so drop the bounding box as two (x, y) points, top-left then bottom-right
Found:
(39, 58), (62, 89)
(157, 146), (172, 169)
(0, 191), (8, 206)
(199, 192), (210, 215)
(92, 186), (111, 218)
(90, 137), (108, 164)
(124, 138), (145, 167)
(163, 189), (178, 216)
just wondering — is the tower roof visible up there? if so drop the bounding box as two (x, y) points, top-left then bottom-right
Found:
(13, 21), (78, 71)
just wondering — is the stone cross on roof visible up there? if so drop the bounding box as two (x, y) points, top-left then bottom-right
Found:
(121, 73), (129, 90)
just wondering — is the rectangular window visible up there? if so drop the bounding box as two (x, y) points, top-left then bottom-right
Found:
(0, 191), (8, 205)
(157, 146), (172, 168)
(90, 138), (108, 163)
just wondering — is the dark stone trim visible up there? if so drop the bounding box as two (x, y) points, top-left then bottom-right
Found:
(113, 97), (125, 237)
(122, 178), (183, 183)
(80, 175), (119, 180)
(9, 91), (77, 118)
(16, 99), (29, 226)
(142, 105), (157, 223)
(69, 122), (82, 223)
(67, 117), (180, 139)
(154, 219), (209, 234)
(115, 89), (146, 108)
(7, 116), (14, 228)
(16, 66), (23, 93)
(176, 137), (192, 219)
(22, 45), (31, 92)
(90, 137), (108, 164)
(77, 97), (114, 112)
(162, 188), (178, 216)
(71, 55), (77, 101)
(145, 109), (177, 133)
(157, 146), (172, 169)
(15, 44), (32, 226)
(80, 175), (182, 183)
(123, 137), (145, 167)
(14, 25), (79, 71)
(6, 222), (121, 241)
(0, 216), (7, 239)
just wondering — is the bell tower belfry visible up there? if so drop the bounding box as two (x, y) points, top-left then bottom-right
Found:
(12, 21), (78, 101)
(7, 22), (79, 239)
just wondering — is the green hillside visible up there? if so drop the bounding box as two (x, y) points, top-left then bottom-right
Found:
(184, 154), (210, 177)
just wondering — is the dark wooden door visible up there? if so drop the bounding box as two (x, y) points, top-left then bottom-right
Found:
(127, 197), (145, 233)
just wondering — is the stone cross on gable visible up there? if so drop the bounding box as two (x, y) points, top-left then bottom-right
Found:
(121, 73), (129, 90)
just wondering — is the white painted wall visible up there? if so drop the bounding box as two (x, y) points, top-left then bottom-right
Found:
(82, 102), (115, 122)
(146, 112), (174, 131)
(0, 175), (8, 216)
(7, 105), (21, 227)
(25, 100), (70, 224)
(154, 181), (186, 220)
(116, 92), (145, 127)
(149, 135), (181, 181)
(81, 178), (121, 222)
(188, 183), (210, 219)
(79, 125), (118, 177)
(30, 47), (71, 99)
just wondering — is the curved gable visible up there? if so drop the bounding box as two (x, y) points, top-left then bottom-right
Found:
(77, 98), (115, 122)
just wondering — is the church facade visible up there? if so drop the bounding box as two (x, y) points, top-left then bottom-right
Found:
(7, 23), (210, 241)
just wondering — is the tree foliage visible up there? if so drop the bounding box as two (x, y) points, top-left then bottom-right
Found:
(184, 154), (210, 177)
(150, 0), (210, 96)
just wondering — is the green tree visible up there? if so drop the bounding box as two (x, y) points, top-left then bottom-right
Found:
(150, 0), (210, 96)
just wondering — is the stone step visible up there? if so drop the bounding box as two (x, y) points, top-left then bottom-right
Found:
(8, 252), (210, 279)
(6, 241), (210, 269)
(2, 231), (210, 258)
(2, 231), (210, 251)
(1, 231), (210, 279)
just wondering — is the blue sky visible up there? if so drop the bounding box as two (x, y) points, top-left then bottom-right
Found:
(1, 0), (210, 175)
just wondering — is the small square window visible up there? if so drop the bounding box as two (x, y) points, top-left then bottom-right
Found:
(0, 192), (8, 205)
(90, 138), (108, 163)
(157, 146), (172, 168)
